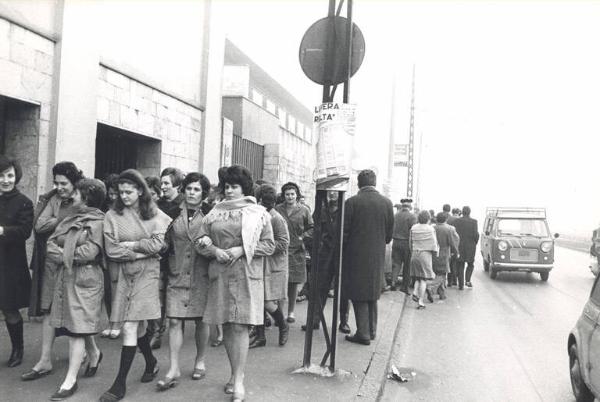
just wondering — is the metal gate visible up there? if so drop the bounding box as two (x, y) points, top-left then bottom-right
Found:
(231, 134), (264, 181)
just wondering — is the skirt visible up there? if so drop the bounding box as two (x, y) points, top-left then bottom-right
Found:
(410, 250), (435, 280)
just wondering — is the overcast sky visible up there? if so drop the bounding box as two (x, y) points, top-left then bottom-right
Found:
(215, 0), (599, 237)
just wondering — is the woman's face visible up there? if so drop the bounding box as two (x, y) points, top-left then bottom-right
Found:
(71, 189), (83, 207)
(0, 166), (16, 193)
(284, 189), (297, 205)
(160, 175), (177, 200)
(107, 187), (119, 202)
(149, 188), (160, 202)
(184, 181), (203, 207)
(224, 183), (244, 201)
(118, 182), (141, 208)
(54, 174), (75, 199)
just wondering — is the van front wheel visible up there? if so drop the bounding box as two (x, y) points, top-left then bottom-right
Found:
(483, 259), (490, 272)
(540, 272), (549, 281)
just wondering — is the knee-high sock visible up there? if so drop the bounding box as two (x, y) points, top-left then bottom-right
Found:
(6, 320), (23, 350)
(271, 307), (286, 328)
(137, 334), (156, 372)
(108, 345), (136, 397)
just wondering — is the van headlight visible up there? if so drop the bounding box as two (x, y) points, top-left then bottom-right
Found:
(541, 241), (552, 253)
(498, 241), (508, 251)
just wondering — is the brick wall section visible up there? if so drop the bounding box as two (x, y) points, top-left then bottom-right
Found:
(97, 65), (203, 174)
(0, 18), (55, 199)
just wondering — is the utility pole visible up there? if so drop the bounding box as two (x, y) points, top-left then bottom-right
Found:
(406, 65), (415, 198)
(386, 73), (397, 198)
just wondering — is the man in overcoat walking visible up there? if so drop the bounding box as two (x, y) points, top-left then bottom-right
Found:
(453, 206), (479, 289)
(342, 170), (394, 345)
(391, 198), (416, 293)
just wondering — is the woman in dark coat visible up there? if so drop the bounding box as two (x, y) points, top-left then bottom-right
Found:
(23, 161), (84, 381)
(0, 155), (34, 368)
(274, 182), (313, 323)
(46, 178), (107, 400)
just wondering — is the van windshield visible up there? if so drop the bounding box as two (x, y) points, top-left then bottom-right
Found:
(496, 219), (549, 237)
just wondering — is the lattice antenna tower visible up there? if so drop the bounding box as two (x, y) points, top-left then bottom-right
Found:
(406, 65), (415, 198)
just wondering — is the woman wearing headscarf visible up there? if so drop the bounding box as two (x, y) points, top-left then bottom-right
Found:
(194, 165), (274, 402)
(274, 182), (313, 323)
(250, 184), (290, 348)
(46, 178), (108, 400)
(0, 156), (34, 368)
(23, 161), (84, 381)
(156, 172), (212, 391)
(99, 169), (171, 402)
(409, 210), (439, 309)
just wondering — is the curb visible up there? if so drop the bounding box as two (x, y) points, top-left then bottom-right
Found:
(354, 291), (408, 400)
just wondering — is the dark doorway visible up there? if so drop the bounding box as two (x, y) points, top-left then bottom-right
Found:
(95, 123), (161, 180)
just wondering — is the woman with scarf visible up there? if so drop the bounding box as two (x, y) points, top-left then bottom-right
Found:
(0, 156), (34, 368)
(23, 161), (84, 381)
(195, 165), (274, 402)
(99, 169), (171, 402)
(156, 172), (212, 391)
(274, 182), (313, 323)
(45, 178), (107, 400)
(409, 210), (439, 309)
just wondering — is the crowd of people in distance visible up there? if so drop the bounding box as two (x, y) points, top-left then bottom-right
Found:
(391, 200), (480, 309)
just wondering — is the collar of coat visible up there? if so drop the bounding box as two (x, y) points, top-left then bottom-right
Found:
(358, 186), (378, 193)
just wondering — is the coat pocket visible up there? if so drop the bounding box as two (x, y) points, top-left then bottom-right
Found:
(75, 265), (102, 289)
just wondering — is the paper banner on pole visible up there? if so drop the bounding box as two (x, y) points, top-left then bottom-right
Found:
(314, 102), (356, 181)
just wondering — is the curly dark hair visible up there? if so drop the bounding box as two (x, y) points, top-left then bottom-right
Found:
(436, 212), (447, 224)
(113, 169), (157, 220)
(357, 169), (376, 188)
(221, 165), (253, 196)
(160, 167), (185, 188)
(280, 182), (301, 200)
(144, 176), (161, 197)
(256, 184), (277, 211)
(0, 155), (22, 185)
(181, 172), (211, 201)
(76, 178), (106, 209)
(52, 161), (84, 185)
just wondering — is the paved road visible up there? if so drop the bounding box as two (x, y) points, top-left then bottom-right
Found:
(382, 246), (594, 402)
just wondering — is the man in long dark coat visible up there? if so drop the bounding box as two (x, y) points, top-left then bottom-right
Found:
(453, 206), (479, 289)
(342, 170), (393, 345)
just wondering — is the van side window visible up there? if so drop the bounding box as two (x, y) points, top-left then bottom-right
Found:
(591, 277), (600, 305)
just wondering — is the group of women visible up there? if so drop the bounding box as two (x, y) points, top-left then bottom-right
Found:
(0, 154), (312, 402)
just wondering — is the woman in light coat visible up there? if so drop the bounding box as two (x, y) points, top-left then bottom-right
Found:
(46, 178), (107, 400)
(99, 169), (171, 402)
(410, 210), (439, 309)
(23, 161), (85, 382)
(156, 172), (212, 391)
(195, 165), (275, 402)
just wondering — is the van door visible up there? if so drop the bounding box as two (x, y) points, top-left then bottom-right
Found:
(584, 277), (600, 393)
(481, 217), (493, 263)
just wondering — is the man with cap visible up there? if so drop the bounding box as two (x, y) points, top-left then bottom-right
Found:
(391, 198), (417, 293)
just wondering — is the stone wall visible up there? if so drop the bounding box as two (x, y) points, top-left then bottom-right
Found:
(97, 65), (204, 174)
(0, 17), (55, 198)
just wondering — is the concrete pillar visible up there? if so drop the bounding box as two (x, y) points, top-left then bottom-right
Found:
(51, 0), (99, 177)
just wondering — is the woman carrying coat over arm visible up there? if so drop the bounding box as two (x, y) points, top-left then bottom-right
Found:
(99, 169), (171, 402)
(46, 178), (108, 400)
(0, 155), (34, 368)
(409, 210), (439, 309)
(194, 165), (275, 402)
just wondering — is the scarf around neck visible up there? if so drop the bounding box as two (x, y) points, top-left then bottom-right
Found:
(204, 196), (270, 265)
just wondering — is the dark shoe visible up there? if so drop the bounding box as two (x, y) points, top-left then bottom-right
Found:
(439, 294), (447, 300)
(211, 339), (223, 347)
(417, 304), (426, 310)
(466, 282), (473, 288)
(426, 290), (434, 303)
(21, 368), (52, 381)
(98, 391), (123, 402)
(300, 323), (319, 331)
(7, 348), (23, 367)
(191, 368), (206, 380)
(248, 337), (266, 349)
(459, 286), (464, 291)
(370, 333), (376, 341)
(279, 323), (289, 346)
(50, 382), (78, 401)
(345, 334), (370, 346)
(390, 285), (397, 291)
(141, 363), (159, 383)
(156, 376), (179, 391)
(338, 323), (351, 334)
(411, 294), (419, 303)
(83, 351), (103, 378)
(224, 382), (234, 394)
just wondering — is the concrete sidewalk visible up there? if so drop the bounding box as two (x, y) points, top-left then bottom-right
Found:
(0, 291), (406, 402)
